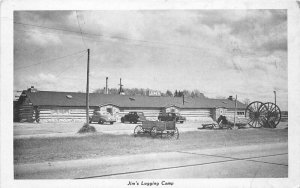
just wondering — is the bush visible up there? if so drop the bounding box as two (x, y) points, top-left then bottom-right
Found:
(78, 123), (96, 134)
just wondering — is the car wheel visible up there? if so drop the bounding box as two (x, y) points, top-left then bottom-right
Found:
(180, 121), (184, 124)
(121, 118), (124, 123)
(110, 122), (114, 125)
(98, 120), (104, 124)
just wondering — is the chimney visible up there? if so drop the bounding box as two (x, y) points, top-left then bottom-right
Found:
(27, 86), (38, 93)
(119, 78), (124, 95)
(228, 96), (233, 101)
(106, 77), (108, 94)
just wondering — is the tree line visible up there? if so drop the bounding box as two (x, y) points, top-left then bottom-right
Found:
(93, 87), (206, 98)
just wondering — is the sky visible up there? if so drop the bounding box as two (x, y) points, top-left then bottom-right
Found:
(13, 10), (288, 110)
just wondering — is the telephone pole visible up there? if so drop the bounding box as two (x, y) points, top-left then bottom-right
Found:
(233, 94), (237, 128)
(274, 91), (276, 106)
(86, 49), (90, 125)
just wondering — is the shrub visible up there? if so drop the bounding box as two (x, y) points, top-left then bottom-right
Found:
(78, 123), (96, 134)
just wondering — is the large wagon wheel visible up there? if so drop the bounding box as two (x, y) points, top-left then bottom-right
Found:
(134, 125), (144, 136)
(166, 127), (179, 140)
(150, 126), (158, 138)
(245, 101), (268, 128)
(263, 102), (281, 128)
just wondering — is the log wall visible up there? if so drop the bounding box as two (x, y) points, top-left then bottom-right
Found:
(17, 104), (246, 124)
(38, 107), (96, 123)
(180, 109), (212, 122)
(18, 104), (35, 122)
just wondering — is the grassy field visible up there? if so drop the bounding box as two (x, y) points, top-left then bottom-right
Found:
(14, 128), (287, 164)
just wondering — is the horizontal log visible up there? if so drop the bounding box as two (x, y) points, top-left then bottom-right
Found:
(39, 117), (86, 119)
(181, 112), (211, 115)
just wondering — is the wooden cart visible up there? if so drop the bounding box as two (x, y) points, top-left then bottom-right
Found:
(134, 120), (179, 139)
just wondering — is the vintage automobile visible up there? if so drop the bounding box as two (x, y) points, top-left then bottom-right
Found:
(121, 112), (147, 124)
(158, 112), (186, 123)
(89, 111), (116, 124)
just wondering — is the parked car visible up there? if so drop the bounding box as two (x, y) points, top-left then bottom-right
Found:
(121, 112), (146, 124)
(158, 112), (186, 123)
(89, 111), (116, 124)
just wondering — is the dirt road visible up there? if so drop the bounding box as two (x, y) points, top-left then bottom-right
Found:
(15, 142), (287, 179)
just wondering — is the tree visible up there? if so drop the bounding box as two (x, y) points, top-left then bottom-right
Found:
(182, 90), (190, 97)
(192, 89), (206, 98)
(165, 90), (173, 97)
(243, 98), (251, 106)
(216, 96), (226, 99)
(174, 90), (178, 97)
(92, 87), (207, 98)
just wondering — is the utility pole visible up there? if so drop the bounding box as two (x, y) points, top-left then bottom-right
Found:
(233, 94), (237, 128)
(106, 77), (108, 94)
(86, 49), (90, 125)
(119, 78), (124, 94)
(274, 91), (276, 106)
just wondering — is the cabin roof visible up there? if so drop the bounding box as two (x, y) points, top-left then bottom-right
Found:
(22, 90), (246, 109)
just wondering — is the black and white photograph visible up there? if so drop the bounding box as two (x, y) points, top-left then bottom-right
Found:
(1, 0), (300, 187)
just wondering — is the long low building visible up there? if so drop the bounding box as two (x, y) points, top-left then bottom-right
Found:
(15, 87), (247, 123)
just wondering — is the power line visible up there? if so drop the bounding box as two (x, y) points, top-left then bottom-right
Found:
(14, 27), (177, 52)
(75, 11), (88, 49)
(14, 50), (86, 70)
(55, 53), (86, 78)
(14, 21), (215, 53)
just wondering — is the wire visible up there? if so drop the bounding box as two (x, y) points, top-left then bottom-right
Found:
(14, 50), (86, 70)
(14, 27), (178, 52)
(75, 11), (88, 49)
(55, 53), (86, 78)
(14, 21), (215, 53)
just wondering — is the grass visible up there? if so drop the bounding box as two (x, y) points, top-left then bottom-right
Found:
(14, 128), (287, 164)
(77, 123), (96, 134)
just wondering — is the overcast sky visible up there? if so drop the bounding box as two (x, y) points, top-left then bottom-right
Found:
(13, 10), (287, 110)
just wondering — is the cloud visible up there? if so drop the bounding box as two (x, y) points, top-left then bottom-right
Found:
(28, 73), (58, 84)
(13, 10), (288, 110)
(24, 29), (62, 46)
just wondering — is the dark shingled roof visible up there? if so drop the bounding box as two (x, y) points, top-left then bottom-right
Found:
(24, 91), (246, 109)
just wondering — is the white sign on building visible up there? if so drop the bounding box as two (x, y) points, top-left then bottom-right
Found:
(148, 90), (161, 96)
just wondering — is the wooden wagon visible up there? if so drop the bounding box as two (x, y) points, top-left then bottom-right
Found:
(133, 120), (179, 139)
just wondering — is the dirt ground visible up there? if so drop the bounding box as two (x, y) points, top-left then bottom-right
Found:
(13, 121), (288, 138)
(14, 125), (288, 164)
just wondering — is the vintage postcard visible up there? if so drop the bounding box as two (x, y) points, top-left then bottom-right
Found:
(1, 0), (300, 187)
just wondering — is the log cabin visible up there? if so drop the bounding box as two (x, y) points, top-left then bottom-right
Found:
(15, 87), (247, 123)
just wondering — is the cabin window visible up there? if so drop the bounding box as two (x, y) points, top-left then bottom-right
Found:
(237, 111), (245, 115)
(106, 108), (113, 114)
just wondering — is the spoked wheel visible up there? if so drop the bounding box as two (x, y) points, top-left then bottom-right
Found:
(150, 126), (158, 138)
(166, 127), (179, 140)
(245, 101), (268, 128)
(134, 125), (144, 136)
(264, 102), (281, 128)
